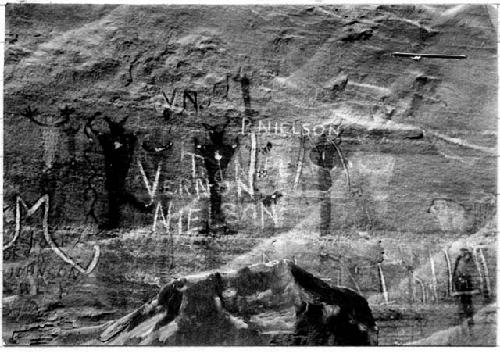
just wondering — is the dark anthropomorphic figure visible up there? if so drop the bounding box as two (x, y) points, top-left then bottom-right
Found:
(452, 247), (480, 331)
(309, 132), (346, 236)
(194, 121), (238, 234)
(85, 114), (150, 230)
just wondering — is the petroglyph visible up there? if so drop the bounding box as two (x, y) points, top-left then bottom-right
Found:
(85, 113), (151, 229)
(21, 105), (75, 171)
(195, 118), (239, 232)
(352, 153), (396, 215)
(309, 130), (348, 236)
(428, 198), (471, 233)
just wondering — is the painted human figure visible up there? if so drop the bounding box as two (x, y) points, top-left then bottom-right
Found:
(194, 121), (238, 234)
(310, 132), (346, 236)
(452, 247), (480, 330)
(85, 113), (150, 230)
(22, 105), (76, 226)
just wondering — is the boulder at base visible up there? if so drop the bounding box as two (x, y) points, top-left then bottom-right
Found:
(74, 260), (378, 345)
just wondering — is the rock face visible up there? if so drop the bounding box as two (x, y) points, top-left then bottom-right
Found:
(81, 260), (377, 345)
(4, 4), (496, 235)
(3, 5), (496, 346)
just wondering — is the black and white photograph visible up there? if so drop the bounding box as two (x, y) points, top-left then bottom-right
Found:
(2, 1), (498, 346)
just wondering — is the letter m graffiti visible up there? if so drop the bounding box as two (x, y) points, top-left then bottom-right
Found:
(3, 195), (100, 274)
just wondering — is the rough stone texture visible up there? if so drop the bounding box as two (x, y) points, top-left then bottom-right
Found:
(3, 4), (497, 346)
(53, 260), (377, 345)
(4, 4), (496, 233)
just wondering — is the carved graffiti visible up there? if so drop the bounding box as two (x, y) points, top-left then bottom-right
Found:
(3, 195), (100, 274)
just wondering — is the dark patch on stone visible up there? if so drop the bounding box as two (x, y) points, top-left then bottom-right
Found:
(291, 264), (377, 345)
(340, 28), (373, 42)
(195, 121), (238, 233)
(234, 266), (273, 296)
(85, 115), (152, 230)
(310, 133), (347, 235)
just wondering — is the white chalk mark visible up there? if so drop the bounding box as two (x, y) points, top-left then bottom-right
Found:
(429, 255), (438, 302)
(442, 248), (453, 297)
(191, 154), (196, 178)
(240, 114), (246, 135)
(3, 195), (51, 249)
(249, 133), (256, 195)
(184, 151), (205, 160)
(3, 195), (99, 274)
(178, 209), (183, 234)
(293, 137), (305, 191)
(187, 208), (201, 233)
(235, 156), (240, 199)
(235, 158), (254, 198)
(478, 248), (491, 297)
(138, 161), (161, 203)
(426, 130), (496, 155)
(153, 201), (172, 233)
(378, 263), (389, 304)
(348, 82), (391, 96)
